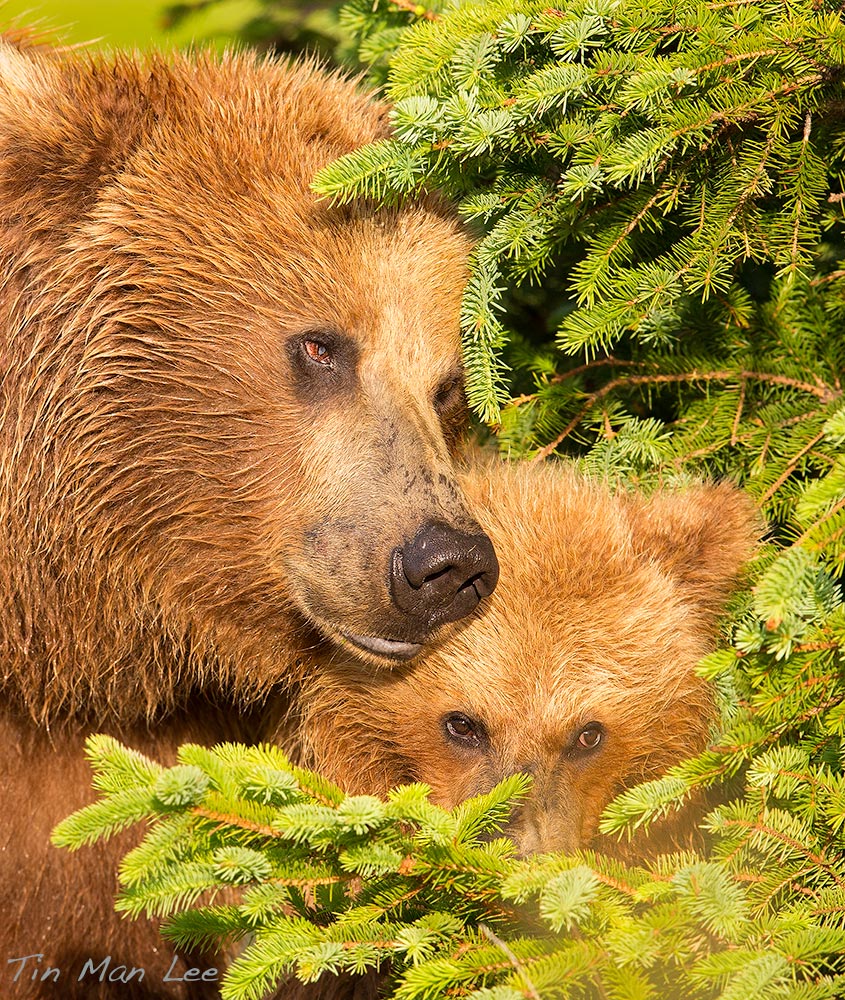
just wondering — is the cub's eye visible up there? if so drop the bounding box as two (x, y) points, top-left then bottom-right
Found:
(575, 722), (604, 753)
(302, 338), (333, 366)
(443, 712), (486, 750)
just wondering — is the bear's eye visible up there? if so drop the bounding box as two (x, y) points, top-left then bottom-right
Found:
(443, 712), (487, 750)
(575, 723), (603, 753)
(302, 338), (333, 367)
(286, 330), (357, 401)
(433, 374), (462, 413)
(432, 372), (468, 451)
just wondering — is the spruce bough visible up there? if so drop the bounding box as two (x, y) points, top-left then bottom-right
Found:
(56, 1), (845, 997)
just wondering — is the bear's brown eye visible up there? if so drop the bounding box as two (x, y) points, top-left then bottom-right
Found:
(302, 338), (333, 366)
(443, 712), (486, 750)
(287, 330), (356, 402)
(575, 723), (603, 752)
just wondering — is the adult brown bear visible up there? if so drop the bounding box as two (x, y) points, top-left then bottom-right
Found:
(0, 33), (497, 998)
(37, 460), (756, 1000)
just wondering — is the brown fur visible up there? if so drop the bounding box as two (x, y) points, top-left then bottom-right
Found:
(0, 461), (756, 999)
(0, 38), (481, 729)
(0, 34), (494, 999)
(2, 707), (240, 999)
(290, 461), (759, 856)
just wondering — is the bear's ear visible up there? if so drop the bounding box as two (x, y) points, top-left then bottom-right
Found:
(627, 482), (760, 622)
(0, 38), (148, 239)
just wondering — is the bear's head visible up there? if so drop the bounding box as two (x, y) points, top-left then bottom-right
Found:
(0, 40), (499, 720)
(294, 461), (759, 856)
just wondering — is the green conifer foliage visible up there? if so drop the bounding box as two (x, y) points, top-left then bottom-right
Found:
(319, 0), (845, 431)
(55, 1), (845, 996)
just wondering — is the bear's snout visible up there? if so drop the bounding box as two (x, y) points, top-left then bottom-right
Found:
(389, 521), (499, 628)
(505, 801), (582, 858)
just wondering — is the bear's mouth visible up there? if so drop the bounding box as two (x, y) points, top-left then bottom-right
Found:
(343, 633), (423, 661)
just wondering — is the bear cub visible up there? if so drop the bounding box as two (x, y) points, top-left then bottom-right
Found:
(290, 460), (758, 857)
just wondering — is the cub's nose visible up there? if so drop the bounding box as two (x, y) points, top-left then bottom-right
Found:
(390, 521), (499, 627)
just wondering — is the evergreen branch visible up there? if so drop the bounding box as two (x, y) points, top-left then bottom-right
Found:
(740, 665), (843, 717)
(706, 0), (766, 9)
(793, 496), (845, 550)
(270, 874), (353, 888)
(759, 430), (828, 505)
(588, 870), (641, 898)
(695, 49), (781, 74)
(478, 924), (542, 1000)
(718, 817), (845, 888)
(192, 808), (280, 839)
(533, 370), (840, 462)
(578, 183), (681, 306)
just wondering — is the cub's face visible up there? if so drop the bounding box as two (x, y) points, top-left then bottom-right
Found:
(298, 464), (757, 856)
(311, 548), (715, 855)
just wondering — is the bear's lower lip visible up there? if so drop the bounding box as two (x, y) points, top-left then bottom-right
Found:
(343, 633), (423, 660)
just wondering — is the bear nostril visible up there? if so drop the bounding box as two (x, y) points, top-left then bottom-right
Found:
(390, 521), (499, 627)
(419, 564), (453, 587)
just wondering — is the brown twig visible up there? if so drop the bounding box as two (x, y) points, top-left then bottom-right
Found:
(810, 268), (845, 286)
(793, 640), (842, 653)
(730, 378), (747, 446)
(532, 369), (839, 462)
(509, 357), (637, 408)
(758, 430), (828, 505)
(478, 924), (542, 1000)
(786, 112), (814, 273)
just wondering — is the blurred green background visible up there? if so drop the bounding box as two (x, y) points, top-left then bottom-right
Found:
(0, 0), (343, 53)
(0, 0), (263, 48)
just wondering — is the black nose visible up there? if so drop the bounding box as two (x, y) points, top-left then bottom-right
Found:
(390, 521), (499, 627)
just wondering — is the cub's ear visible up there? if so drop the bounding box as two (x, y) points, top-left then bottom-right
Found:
(0, 38), (148, 239)
(627, 481), (761, 622)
